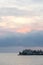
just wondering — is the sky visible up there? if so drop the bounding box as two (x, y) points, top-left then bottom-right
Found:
(0, 0), (43, 50)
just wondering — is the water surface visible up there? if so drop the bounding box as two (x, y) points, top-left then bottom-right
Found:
(0, 53), (43, 65)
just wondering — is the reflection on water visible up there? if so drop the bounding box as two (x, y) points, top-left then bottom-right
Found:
(0, 53), (43, 65)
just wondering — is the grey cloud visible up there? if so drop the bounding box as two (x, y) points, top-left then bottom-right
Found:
(32, 0), (43, 3)
(0, 8), (29, 16)
(0, 31), (43, 47)
(0, 0), (43, 8)
(12, 0), (43, 6)
(0, 7), (43, 17)
(0, 8), (31, 16)
(15, 0), (31, 6)
(0, 0), (43, 17)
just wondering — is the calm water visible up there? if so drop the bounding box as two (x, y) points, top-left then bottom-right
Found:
(0, 53), (43, 65)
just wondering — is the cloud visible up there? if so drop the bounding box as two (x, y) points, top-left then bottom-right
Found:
(0, 0), (43, 47)
(32, 0), (43, 3)
(0, 0), (43, 17)
(15, 25), (31, 33)
(0, 7), (43, 17)
(0, 31), (43, 47)
(0, 8), (36, 16)
(0, 16), (43, 34)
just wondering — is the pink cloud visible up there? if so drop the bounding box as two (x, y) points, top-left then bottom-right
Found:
(0, 16), (43, 34)
(15, 25), (31, 33)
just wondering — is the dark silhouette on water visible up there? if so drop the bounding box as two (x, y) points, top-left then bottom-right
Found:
(19, 49), (43, 55)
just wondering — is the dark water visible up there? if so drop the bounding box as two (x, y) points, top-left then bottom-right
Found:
(0, 53), (43, 65)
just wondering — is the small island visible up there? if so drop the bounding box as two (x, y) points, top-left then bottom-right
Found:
(19, 49), (43, 55)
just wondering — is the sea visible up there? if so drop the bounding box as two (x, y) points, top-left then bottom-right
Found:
(0, 53), (43, 65)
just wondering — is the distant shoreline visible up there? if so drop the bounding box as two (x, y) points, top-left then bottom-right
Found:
(19, 49), (43, 55)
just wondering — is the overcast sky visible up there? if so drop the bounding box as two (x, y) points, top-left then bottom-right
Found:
(0, 0), (43, 51)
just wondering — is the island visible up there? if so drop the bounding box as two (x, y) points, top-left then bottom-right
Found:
(19, 49), (43, 55)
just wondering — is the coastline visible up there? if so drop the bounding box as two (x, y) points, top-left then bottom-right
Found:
(19, 49), (43, 55)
